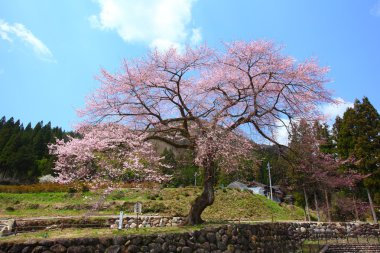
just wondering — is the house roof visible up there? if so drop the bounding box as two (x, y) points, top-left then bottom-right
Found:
(226, 181), (250, 190)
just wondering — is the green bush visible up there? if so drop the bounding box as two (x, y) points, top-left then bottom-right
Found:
(28, 204), (39, 209)
(110, 191), (125, 200)
(67, 187), (77, 194)
(167, 165), (202, 187)
(117, 202), (134, 212)
(5, 206), (15, 212)
(147, 193), (160, 200)
(81, 184), (90, 193)
(143, 202), (167, 213)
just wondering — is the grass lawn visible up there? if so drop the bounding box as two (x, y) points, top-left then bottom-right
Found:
(0, 187), (305, 221)
(0, 225), (207, 243)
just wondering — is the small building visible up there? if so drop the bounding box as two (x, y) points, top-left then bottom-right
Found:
(226, 181), (251, 191)
(227, 180), (286, 203)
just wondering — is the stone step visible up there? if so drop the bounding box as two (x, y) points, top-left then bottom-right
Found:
(324, 244), (380, 253)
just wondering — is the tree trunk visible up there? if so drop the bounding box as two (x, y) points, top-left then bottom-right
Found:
(367, 188), (378, 224)
(303, 208), (307, 221)
(324, 189), (331, 222)
(314, 192), (320, 222)
(303, 187), (311, 222)
(185, 160), (215, 225)
(353, 194), (359, 221)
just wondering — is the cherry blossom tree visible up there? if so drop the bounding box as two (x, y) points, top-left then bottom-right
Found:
(288, 119), (365, 222)
(49, 123), (169, 190)
(79, 41), (333, 225)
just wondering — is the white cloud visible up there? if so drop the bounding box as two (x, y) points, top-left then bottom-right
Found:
(273, 97), (353, 146)
(0, 19), (54, 62)
(190, 28), (202, 45)
(321, 97), (353, 123)
(90, 0), (201, 51)
(274, 118), (291, 146)
(370, 0), (380, 17)
(0, 30), (12, 42)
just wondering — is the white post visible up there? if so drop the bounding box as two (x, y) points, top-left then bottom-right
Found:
(194, 172), (198, 187)
(267, 162), (273, 201)
(118, 211), (123, 230)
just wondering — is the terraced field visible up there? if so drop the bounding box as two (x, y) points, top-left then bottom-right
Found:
(0, 187), (305, 221)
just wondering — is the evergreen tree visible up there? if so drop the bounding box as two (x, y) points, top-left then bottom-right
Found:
(287, 119), (318, 221)
(334, 97), (380, 186)
(333, 97), (380, 222)
(160, 148), (177, 175)
(251, 145), (287, 186)
(0, 116), (69, 183)
(314, 121), (335, 154)
(287, 119), (359, 221)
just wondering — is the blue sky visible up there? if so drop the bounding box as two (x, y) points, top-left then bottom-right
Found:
(1, 0), (380, 138)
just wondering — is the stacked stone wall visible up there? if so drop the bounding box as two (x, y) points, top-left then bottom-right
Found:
(0, 222), (378, 253)
(5, 216), (184, 234)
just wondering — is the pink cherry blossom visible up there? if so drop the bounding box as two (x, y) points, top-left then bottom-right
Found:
(76, 41), (333, 224)
(49, 123), (170, 188)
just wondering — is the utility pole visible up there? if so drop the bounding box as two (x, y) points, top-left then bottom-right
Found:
(267, 162), (273, 201)
(367, 188), (378, 224)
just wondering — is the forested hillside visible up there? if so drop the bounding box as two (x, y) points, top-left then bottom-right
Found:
(0, 116), (69, 183)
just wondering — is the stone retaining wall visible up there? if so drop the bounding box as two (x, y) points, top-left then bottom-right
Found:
(288, 222), (380, 240)
(9, 216), (184, 233)
(111, 216), (184, 229)
(0, 222), (379, 253)
(322, 244), (380, 253)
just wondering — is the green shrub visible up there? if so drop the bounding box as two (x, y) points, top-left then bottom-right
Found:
(41, 232), (49, 238)
(111, 191), (125, 200)
(166, 165), (202, 187)
(143, 202), (167, 213)
(67, 187), (77, 194)
(28, 204), (39, 209)
(81, 184), (90, 193)
(5, 206), (15, 212)
(147, 193), (160, 200)
(64, 192), (75, 198)
(117, 202), (134, 212)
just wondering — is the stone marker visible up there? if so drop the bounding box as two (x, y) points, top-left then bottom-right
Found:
(118, 211), (123, 230)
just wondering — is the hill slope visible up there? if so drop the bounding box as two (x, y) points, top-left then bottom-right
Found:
(0, 187), (305, 221)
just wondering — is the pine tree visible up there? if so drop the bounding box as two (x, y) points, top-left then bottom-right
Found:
(287, 119), (360, 221)
(335, 98), (380, 182)
(334, 97), (380, 222)
(160, 148), (177, 175)
(0, 116), (69, 183)
(314, 121), (334, 154)
(287, 119), (320, 221)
